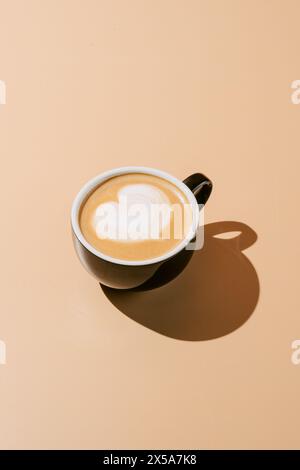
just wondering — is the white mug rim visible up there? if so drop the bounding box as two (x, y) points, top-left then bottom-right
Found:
(71, 166), (200, 266)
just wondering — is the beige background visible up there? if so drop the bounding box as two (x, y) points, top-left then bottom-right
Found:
(0, 0), (300, 449)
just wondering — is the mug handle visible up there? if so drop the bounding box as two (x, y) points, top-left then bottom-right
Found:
(183, 173), (213, 205)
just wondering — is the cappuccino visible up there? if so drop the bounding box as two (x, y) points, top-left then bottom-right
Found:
(79, 173), (193, 261)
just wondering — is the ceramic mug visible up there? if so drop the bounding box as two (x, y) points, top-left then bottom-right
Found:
(71, 166), (212, 289)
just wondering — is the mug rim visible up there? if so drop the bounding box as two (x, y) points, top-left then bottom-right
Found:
(71, 166), (200, 266)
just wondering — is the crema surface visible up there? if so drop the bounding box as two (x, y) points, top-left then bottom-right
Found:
(79, 173), (193, 261)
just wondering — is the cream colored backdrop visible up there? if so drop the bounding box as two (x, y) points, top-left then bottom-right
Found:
(0, 0), (299, 449)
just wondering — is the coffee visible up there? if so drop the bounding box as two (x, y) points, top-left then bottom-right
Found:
(79, 173), (193, 261)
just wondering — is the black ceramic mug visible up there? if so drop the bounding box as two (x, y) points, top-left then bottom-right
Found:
(71, 166), (212, 289)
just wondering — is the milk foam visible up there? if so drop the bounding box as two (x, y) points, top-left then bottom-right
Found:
(93, 184), (172, 241)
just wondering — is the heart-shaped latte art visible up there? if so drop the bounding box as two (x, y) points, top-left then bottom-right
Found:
(93, 184), (172, 242)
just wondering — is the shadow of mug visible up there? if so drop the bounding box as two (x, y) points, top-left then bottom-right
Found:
(101, 221), (259, 341)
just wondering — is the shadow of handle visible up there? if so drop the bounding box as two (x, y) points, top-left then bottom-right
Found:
(183, 173), (213, 205)
(205, 221), (258, 251)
